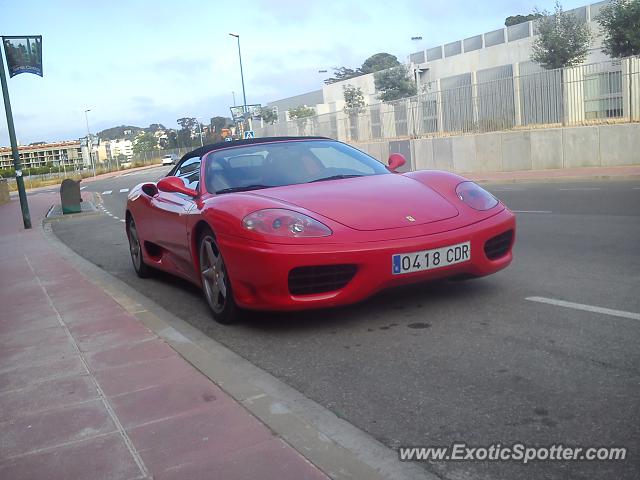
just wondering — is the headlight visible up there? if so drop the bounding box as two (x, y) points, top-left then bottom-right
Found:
(455, 182), (498, 211)
(242, 208), (332, 237)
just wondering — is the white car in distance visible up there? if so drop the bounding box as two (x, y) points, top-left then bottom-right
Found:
(162, 154), (179, 166)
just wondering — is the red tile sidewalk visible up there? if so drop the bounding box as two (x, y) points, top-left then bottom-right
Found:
(0, 194), (329, 480)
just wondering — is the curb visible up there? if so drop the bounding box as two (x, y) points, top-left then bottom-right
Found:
(471, 174), (640, 184)
(42, 217), (435, 480)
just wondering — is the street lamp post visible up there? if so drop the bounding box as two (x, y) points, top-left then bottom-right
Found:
(411, 36), (424, 92)
(229, 33), (249, 133)
(84, 109), (96, 176)
(196, 121), (204, 147)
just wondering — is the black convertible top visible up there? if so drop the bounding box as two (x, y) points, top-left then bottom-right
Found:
(180, 136), (331, 162)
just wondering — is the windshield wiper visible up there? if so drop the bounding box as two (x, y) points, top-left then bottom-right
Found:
(308, 174), (363, 183)
(216, 184), (274, 194)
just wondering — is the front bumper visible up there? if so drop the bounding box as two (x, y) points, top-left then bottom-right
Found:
(218, 208), (515, 311)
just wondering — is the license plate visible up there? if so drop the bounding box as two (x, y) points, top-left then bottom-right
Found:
(392, 241), (471, 275)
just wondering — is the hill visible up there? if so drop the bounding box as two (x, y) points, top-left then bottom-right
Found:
(97, 125), (143, 141)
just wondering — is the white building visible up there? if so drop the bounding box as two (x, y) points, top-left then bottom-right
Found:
(256, 0), (640, 142)
(408, 1), (611, 92)
(108, 139), (133, 160)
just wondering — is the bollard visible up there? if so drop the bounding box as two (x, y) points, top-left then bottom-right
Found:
(0, 176), (9, 205)
(60, 178), (82, 214)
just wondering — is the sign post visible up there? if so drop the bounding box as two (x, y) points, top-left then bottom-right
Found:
(0, 36), (42, 230)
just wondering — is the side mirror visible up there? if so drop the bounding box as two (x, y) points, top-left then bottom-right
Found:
(388, 153), (406, 172)
(141, 182), (158, 197)
(157, 176), (198, 197)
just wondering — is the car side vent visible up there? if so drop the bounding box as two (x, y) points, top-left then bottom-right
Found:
(288, 265), (357, 295)
(484, 230), (514, 260)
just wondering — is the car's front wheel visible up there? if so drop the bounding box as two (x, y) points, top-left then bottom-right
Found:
(199, 228), (238, 324)
(127, 216), (151, 278)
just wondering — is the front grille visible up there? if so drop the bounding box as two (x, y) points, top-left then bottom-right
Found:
(484, 230), (514, 260)
(288, 264), (357, 295)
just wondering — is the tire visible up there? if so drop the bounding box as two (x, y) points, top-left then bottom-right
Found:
(127, 216), (151, 278)
(198, 227), (239, 324)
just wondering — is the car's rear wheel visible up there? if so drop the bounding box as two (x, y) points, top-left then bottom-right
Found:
(127, 216), (151, 278)
(199, 228), (238, 324)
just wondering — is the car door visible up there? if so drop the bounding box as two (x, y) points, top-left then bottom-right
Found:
(150, 156), (200, 277)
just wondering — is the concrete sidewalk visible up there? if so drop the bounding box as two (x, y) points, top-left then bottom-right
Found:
(0, 194), (328, 479)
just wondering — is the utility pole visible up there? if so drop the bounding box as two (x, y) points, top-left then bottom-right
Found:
(229, 33), (250, 132)
(0, 44), (31, 229)
(84, 109), (96, 176)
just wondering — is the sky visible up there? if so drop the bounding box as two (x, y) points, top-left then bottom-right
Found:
(0, 0), (590, 146)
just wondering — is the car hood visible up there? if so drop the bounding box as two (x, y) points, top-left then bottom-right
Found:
(250, 174), (459, 231)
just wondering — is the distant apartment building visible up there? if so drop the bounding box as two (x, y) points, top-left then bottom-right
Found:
(0, 141), (84, 170)
(88, 138), (133, 165)
(107, 139), (133, 160)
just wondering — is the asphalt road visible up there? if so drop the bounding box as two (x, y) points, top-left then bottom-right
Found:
(48, 166), (640, 480)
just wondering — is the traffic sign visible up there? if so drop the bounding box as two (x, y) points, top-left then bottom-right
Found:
(244, 130), (254, 139)
(224, 137), (232, 142)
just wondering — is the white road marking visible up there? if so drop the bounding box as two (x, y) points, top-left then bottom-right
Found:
(526, 296), (640, 321)
(633, 187), (640, 190)
(80, 186), (86, 190)
(558, 187), (601, 191)
(102, 190), (112, 195)
(120, 219), (125, 223)
(119, 188), (129, 193)
(512, 210), (552, 214)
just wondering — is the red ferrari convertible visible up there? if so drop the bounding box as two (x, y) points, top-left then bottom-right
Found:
(126, 136), (515, 324)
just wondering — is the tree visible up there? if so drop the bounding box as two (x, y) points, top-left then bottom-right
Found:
(165, 131), (178, 149)
(596, 0), (640, 58)
(177, 129), (192, 148)
(259, 106), (278, 125)
(287, 106), (316, 129)
(343, 85), (366, 115)
(287, 106), (316, 120)
(176, 117), (197, 131)
(324, 67), (362, 85)
(531, 1), (591, 69)
(374, 66), (417, 101)
(323, 52), (401, 84)
(133, 132), (157, 153)
(360, 53), (401, 74)
(210, 116), (231, 133)
(146, 123), (166, 133)
(505, 13), (542, 27)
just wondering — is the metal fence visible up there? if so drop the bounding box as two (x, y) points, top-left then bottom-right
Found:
(254, 57), (640, 142)
(128, 146), (194, 166)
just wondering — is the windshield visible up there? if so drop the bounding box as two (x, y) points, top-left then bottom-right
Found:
(204, 140), (389, 194)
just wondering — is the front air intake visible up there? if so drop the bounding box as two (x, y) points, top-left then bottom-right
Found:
(484, 230), (514, 260)
(288, 265), (357, 295)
